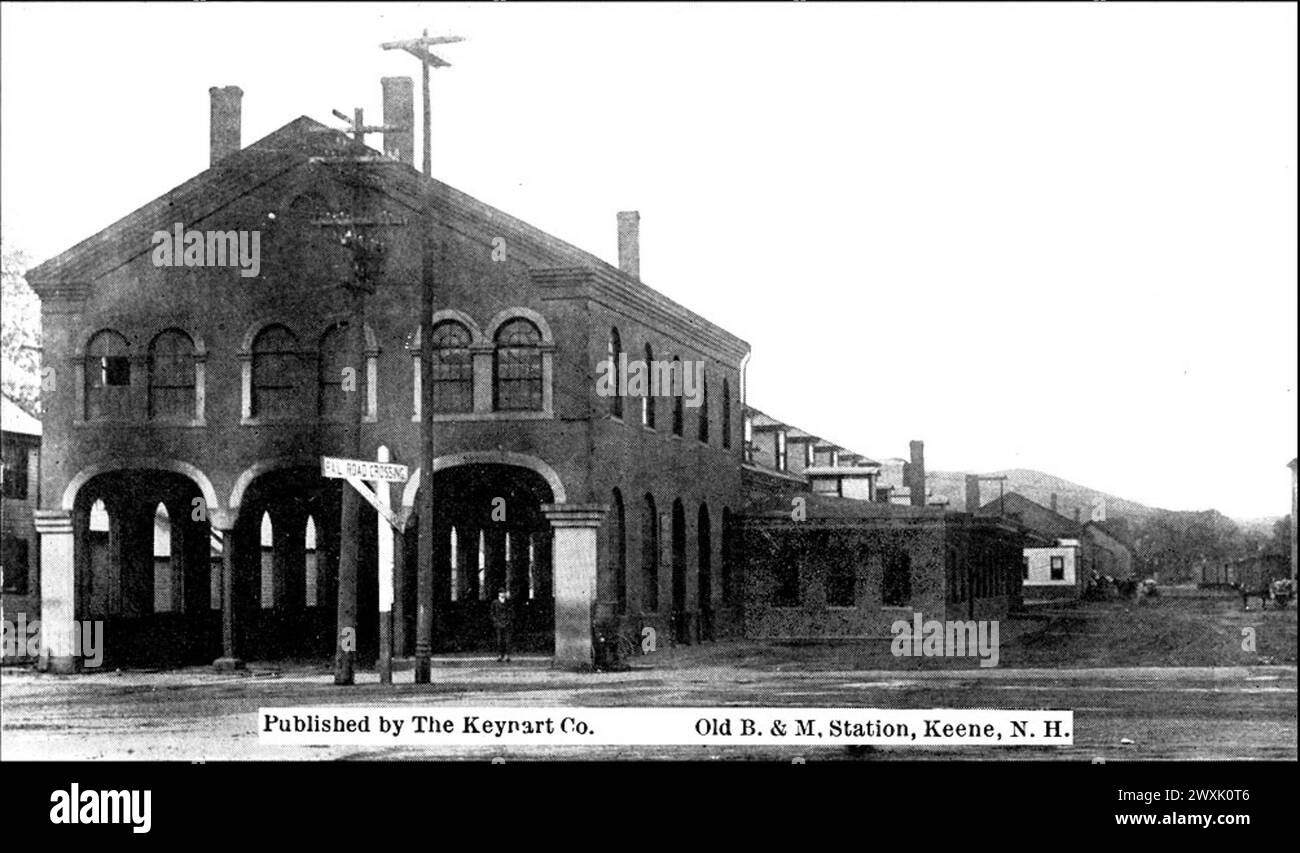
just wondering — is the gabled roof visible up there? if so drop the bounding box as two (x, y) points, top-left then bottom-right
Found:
(744, 407), (786, 430)
(1085, 519), (1135, 550)
(978, 491), (1081, 539)
(29, 117), (333, 287)
(28, 115), (749, 360)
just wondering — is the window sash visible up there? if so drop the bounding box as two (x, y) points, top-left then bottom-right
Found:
(494, 349), (542, 411)
(432, 347), (473, 413)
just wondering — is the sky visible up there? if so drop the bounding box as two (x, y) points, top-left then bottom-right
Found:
(1, 2), (1296, 519)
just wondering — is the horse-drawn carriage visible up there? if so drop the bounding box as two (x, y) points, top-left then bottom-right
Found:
(1231, 559), (1294, 610)
(1084, 572), (1148, 601)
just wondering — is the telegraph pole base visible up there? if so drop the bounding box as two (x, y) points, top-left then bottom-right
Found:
(378, 611), (393, 685)
(334, 654), (355, 686)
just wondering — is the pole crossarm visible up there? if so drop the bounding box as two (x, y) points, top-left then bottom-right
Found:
(381, 35), (461, 67)
(380, 35), (465, 49)
(381, 34), (463, 68)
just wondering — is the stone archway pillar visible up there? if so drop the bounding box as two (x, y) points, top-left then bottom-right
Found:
(540, 504), (606, 670)
(35, 510), (78, 673)
(210, 509), (244, 671)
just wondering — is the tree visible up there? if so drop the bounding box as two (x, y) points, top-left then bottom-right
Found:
(1131, 508), (1246, 580)
(1273, 515), (1292, 561)
(1, 243), (41, 416)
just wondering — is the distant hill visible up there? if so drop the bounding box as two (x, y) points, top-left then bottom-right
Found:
(923, 468), (1285, 579)
(1234, 516), (1285, 535)
(925, 468), (1159, 523)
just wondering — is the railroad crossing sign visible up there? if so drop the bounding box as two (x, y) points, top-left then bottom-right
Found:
(321, 455), (409, 483)
(322, 448), (410, 682)
(321, 452), (409, 529)
(321, 448), (409, 619)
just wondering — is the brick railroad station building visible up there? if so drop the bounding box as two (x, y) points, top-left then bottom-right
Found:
(27, 80), (1024, 673)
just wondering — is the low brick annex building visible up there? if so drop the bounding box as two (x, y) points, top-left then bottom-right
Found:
(738, 429), (1026, 637)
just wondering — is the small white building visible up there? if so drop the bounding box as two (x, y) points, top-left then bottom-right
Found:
(1023, 538), (1082, 599)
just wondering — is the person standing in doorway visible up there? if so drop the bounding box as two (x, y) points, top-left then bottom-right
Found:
(491, 588), (513, 662)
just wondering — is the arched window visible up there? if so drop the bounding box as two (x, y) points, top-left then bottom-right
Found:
(671, 357), (684, 436)
(493, 319), (543, 411)
(89, 498), (110, 533)
(252, 325), (303, 419)
(607, 328), (624, 419)
(85, 330), (131, 420)
(697, 504), (712, 637)
(148, 330), (196, 421)
(722, 378), (732, 449)
(477, 529), (487, 600)
(721, 506), (733, 602)
(697, 367), (709, 443)
(153, 503), (173, 613)
(304, 516), (318, 608)
(641, 493), (658, 612)
(260, 512), (274, 609)
(527, 535), (538, 600)
(87, 499), (111, 613)
(319, 322), (367, 419)
(431, 321), (473, 413)
(641, 344), (656, 428)
(611, 489), (626, 614)
(670, 499), (687, 617)
(449, 525), (460, 602)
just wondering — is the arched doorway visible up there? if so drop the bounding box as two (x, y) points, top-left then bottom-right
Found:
(72, 469), (213, 667)
(401, 463), (555, 653)
(235, 467), (348, 661)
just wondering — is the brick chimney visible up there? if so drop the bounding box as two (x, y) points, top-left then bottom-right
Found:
(381, 77), (414, 166)
(904, 440), (926, 507)
(965, 475), (981, 514)
(617, 211), (640, 279)
(209, 86), (243, 166)
(1050, 493), (1058, 513)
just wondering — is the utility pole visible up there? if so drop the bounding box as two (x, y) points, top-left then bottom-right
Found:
(313, 109), (407, 686)
(382, 29), (463, 685)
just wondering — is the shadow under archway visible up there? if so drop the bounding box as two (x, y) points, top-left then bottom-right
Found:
(72, 469), (215, 667)
(400, 463), (555, 655)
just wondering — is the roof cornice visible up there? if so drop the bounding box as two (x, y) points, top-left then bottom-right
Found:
(533, 266), (750, 366)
